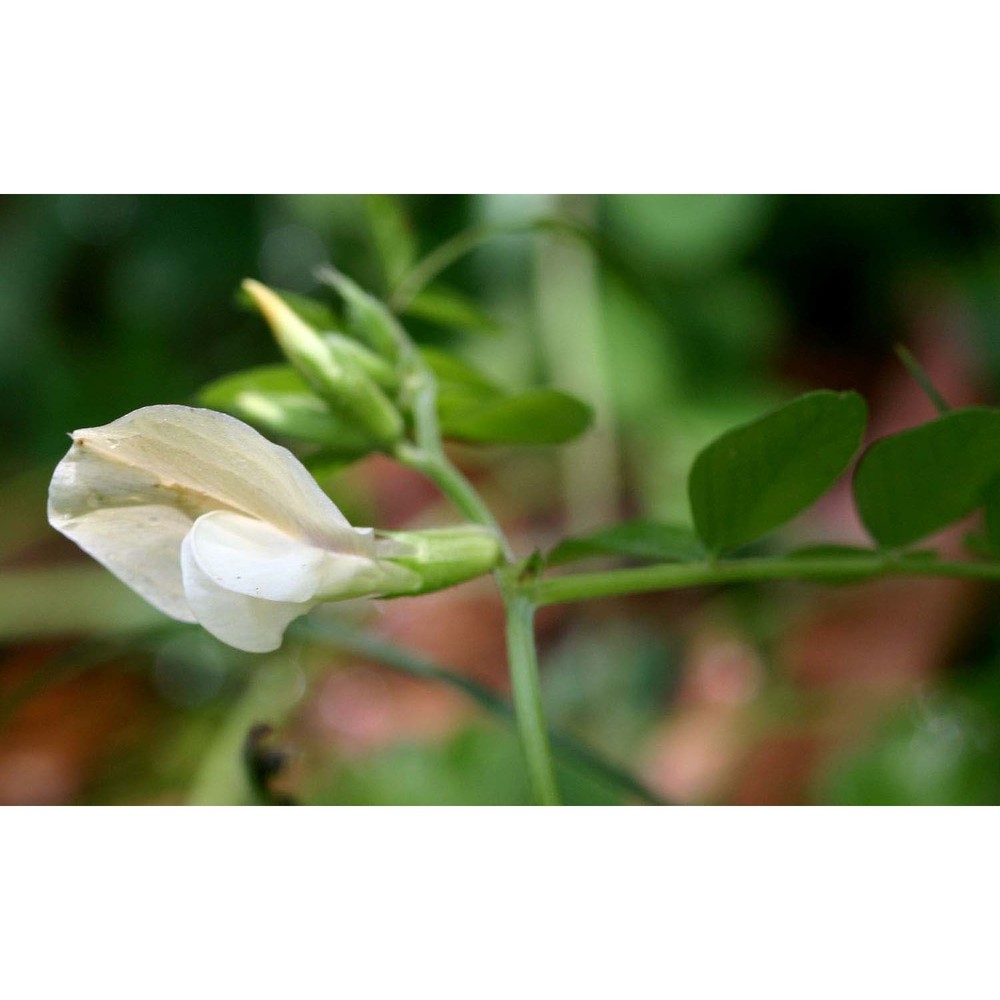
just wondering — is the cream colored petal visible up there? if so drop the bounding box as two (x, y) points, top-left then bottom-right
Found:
(188, 510), (387, 604)
(65, 405), (372, 554)
(49, 504), (197, 623)
(187, 510), (328, 603)
(47, 442), (197, 620)
(180, 532), (313, 653)
(311, 548), (397, 601)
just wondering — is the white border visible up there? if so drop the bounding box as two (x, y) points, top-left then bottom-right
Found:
(4, 807), (997, 998)
(4, 5), (997, 192)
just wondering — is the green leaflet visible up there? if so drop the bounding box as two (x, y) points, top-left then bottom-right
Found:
(547, 521), (705, 566)
(200, 354), (591, 450)
(419, 347), (503, 395)
(855, 408), (1000, 548)
(197, 364), (373, 456)
(983, 476), (1000, 554)
(419, 348), (591, 446)
(438, 388), (593, 446)
(363, 194), (418, 290)
(689, 390), (868, 554)
(404, 286), (501, 336)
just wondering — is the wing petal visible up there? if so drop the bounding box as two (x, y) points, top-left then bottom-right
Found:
(180, 532), (313, 653)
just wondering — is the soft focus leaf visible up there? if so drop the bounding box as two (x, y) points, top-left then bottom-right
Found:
(421, 346), (591, 445)
(0, 566), (161, 639)
(689, 390), (868, 554)
(404, 286), (501, 335)
(786, 544), (879, 560)
(982, 476), (1000, 554)
(421, 347), (507, 438)
(364, 195), (418, 290)
(235, 285), (339, 331)
(435, 384), (498, 428)
(854, 408), (1000, 548)
(608, 194), (768, 271)
(200, 363), (307, 399)
(963, 530), (997, 559)
(548, 521), (705, 566)
(439, 388), (593, 445)
(197, 364), (373, 455)
(419, 346), (502, 394)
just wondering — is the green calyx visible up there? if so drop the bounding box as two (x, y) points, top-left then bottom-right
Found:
(376, 525), (504, 596)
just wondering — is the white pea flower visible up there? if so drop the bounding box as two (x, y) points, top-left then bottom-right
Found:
(47, 404), (420, 653)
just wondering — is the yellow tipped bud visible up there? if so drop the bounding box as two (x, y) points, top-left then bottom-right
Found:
(241, 278), (404, 448)
(242, 279), (330, 369)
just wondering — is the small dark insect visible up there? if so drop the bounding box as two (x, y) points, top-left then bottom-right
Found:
(243, 723), (297, 805)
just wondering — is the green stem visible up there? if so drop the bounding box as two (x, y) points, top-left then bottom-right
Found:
(396, 355), (512, 557)
(398, 440), (559, 802)
(894, 344), (951, 415)
(390, 223), (497, 311)
(187, 656), (304, 806)
(394, 337), (561, 804)
(501, 590), (560, 805)
(388, 216), (592, 312)
(533, 554), (1000, 607)
(395, 442), (507, 547)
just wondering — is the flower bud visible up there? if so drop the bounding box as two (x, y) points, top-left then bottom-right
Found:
(316, 266), (406, 362)
(375, 526), (504, 596)
(242, 279), (403, 447)
(321, 333), (400, 391)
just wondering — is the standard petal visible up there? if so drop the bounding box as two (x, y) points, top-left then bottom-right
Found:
(48, 445), (197, 622)
(180, 532), (313, 653)
(64, 405), (373, 555)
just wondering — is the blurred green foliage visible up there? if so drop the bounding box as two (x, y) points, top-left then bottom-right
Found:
(5, 194), (1000, 804)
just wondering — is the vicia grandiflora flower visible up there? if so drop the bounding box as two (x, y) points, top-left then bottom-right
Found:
(48, 405), (501, 653)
